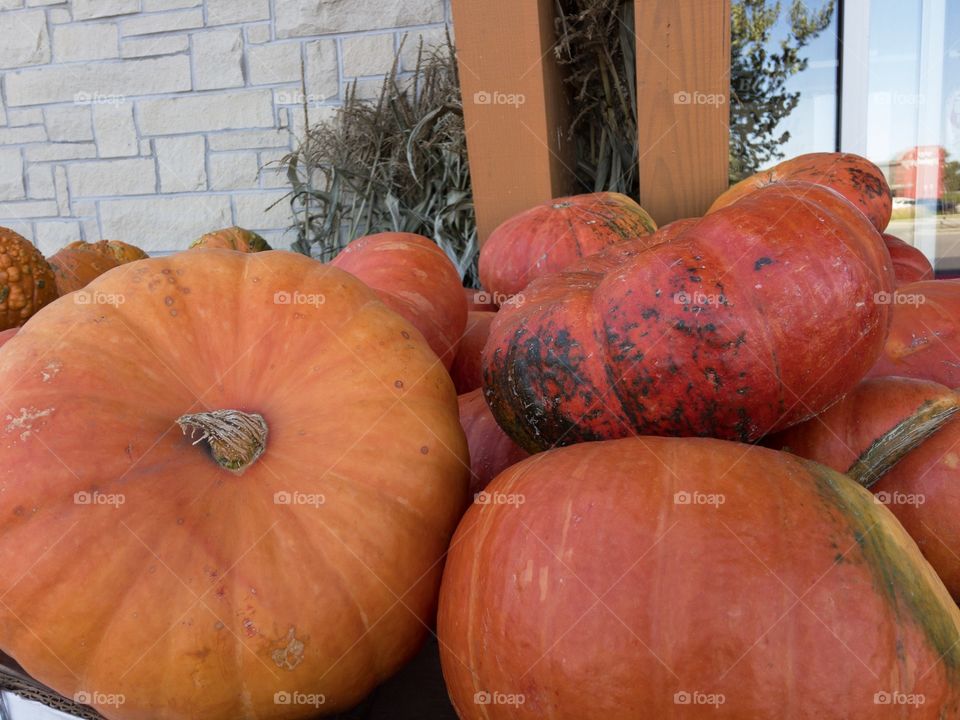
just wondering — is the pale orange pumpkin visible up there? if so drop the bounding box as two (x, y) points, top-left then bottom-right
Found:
(66, 240), (148, 265)
(47, 245), (122, 295)
(0, 249), (468, 719)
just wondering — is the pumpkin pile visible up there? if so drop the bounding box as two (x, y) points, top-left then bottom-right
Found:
(1, 152), (959, 720)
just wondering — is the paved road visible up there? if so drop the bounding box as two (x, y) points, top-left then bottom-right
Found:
(886, 215), (960, 272)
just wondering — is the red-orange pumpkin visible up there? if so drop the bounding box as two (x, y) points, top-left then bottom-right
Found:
(331, 232), (468, 369)
(190, 226), (272, 252)
(0, 227), (57, 330)
(484, 182), (893, 451)
(867, 280), (960, 387)
(450, 311), (494, 394)
(66, 239), (148, 265)
(439, 437), (960, 719)
(479, 192), (657, 298)
(708, 152), (892, 232)
(765, 377), (960, 598)
(765, 376), (960, 486)
(458, 389), (528, 495)
(883, 234), (933, 285)
(0, 249), (468, 719)
(47, 245), (122, 295)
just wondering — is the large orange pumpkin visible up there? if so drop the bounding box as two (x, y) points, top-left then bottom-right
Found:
(883, 234), (933, 285)
(708, 152), (892, 232)
(478, 192), (657, 298)
(457, 389), (527, 495)
(66, 240), (148, 265)
(484, 182), (894, 450)
(439, 437), (960, 719)
(867, 280), (960, 386)
(764, 377), (960, 599)
(190, 226), (272, 252)
(0, 227), (57, 330)
(47, 244), (122, 295)
(0, 250), (468, 719)
(450, 311), (494, 394)
(331, 232), (468, 370)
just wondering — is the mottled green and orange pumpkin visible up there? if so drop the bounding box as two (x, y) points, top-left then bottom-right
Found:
(478, 192), (657, 298)
(483, 181), (894, 450)
(47, 244), (122, 295)
(66, 239), (148, 265)
(0, 227), (57, 330)
(439, 437), (960, 719)
(190, 226), (272, 253)
(0, 249), (468, 719)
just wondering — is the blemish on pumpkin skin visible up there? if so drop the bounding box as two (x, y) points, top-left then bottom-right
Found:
(164, 296), (174, 306)
(271, 627), (305, 670)
(170, 309), (178, 317)
(40, 360), (61, 382)
(5, 406), (54, 441)
(420, 446), (429, 455)
(401, 331), (410, 339)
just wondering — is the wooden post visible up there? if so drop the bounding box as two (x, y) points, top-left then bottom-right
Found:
(451, 0), (575, 244)
(635, 0), (731, 225)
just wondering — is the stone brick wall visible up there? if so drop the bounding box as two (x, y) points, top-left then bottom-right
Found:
(0, 0), (452, 255)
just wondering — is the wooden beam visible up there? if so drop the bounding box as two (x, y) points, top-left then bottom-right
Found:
(451, 0), (575, 245)
(635, 0), (731, 225)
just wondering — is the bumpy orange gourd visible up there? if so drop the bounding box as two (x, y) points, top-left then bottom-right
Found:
(0, 250), (468, 719)
(0, 227), (57, 330)
(708, 152), (892, 232)
(190, 226), (272, 252)
(66, 240), (148, 265)
(331, 232), (468, 369)
(439, 437), (960, 719)
(47, 244), (122, 295)
(479, 192), (657, 298)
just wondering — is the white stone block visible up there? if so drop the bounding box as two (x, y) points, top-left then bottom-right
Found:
(48, 8), (71, 22)
(247, 42), (302, 85)
(0, 149), (25, 201)
(208, 152), (260, 190)
(246, 23), (271, 44)
(258, 153), (288, 188)
(24, 144), (98, 162)
(68, 158), (156, 197)
(233, 190), (290, 230)
(6, 108), (43, 127)
(72, 0), (140, 20)
(138, 90), (275, 135)
(54, 165), (69, 215)
(26, 165), (54, 199)
(155, 135), (206, 191)
(121, 34), (189, 58)
(207, 0), (269, 25)
(53, 22), (119, 62)
(121, 8), (203, 36)
(0, 10), (50, 69)
(6, 56), (191, 106)
(0, 126), (46, 144)
(207, 129), (292, 151)
(34, 221), (81, 253)
(193, 29), (244, 90)
(93, 102), (138, 157)
(99, 195), (232, 251)
(343, 33), (396, 77)
(45, 106), (94, 142)
(0, 201), (59, 221)
(304, 40), (340, 104)
(276, 0), (445, 37)
(142, 0), (198, 10)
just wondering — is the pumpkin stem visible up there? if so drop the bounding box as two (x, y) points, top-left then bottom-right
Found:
(177, 410), (268, 473)
(846, 395), (960, 488)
